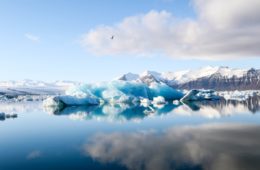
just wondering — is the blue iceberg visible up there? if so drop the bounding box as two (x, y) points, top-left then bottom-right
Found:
(44, 81), (184, 107)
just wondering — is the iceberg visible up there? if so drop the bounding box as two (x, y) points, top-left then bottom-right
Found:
(46, 81), (256, 108)
(181, 89), (221, 102)
(44, 81), (184, 107)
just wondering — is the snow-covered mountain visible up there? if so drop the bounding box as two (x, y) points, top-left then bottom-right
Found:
(1, 66), (259, 98)
(0, 80), (81, 97)
(0, 80), (79, 88)
(117, 66), (260, 90)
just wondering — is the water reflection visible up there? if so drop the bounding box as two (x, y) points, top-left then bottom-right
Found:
(83, 123), (260, 170)
(187, 95), (260, 114)
(1, 98), (260, 170)
(46, 103), (180, 122)
(45, 97), (260, 122)
(0, 101), (41, 114)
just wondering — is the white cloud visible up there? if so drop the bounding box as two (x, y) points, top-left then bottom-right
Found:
(81, 0), (260, 59)
(25, 33), (40, 42)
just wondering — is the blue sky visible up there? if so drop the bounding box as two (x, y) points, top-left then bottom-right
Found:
(0, 0), (259, 82)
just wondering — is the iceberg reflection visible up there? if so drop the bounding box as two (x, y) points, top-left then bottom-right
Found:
(83, 123), (260, 170)
(45, 103), (179, 122)
(44, 97), (260, 122)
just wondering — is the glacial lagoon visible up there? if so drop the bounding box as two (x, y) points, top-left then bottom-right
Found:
(0, 98), (260, 170)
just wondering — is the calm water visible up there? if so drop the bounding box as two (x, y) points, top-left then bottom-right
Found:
(0, 98), (260, 170)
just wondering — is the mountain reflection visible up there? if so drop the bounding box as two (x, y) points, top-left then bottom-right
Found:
(45, 97), (260, 122)
(83, 123), (260, 170)
(187, 95), (260, 114)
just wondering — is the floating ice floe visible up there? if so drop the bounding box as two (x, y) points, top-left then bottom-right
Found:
(217, 90), (260, 101)
(181, 89), (221, 102)
(172, 100), (180, 105)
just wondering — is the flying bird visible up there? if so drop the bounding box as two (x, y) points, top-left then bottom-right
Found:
(111, 35), (114, 40)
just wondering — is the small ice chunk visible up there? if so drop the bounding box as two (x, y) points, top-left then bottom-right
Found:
(152, 96), (166, 105)
(172, 100), (180, 105)
(140, 98), (151, 107)
(43, 96), (65, 108)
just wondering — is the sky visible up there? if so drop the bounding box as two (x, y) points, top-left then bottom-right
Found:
(0, 0), (260, 82)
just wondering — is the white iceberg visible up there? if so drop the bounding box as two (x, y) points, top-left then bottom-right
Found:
(172, 100), (180, 105)
(181, 89), (220, 102)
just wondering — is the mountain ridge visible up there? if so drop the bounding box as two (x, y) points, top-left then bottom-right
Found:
(1, 66), (259, 91)
(117, 66), (260, 90)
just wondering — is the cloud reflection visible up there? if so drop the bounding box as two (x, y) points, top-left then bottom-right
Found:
(83, 123), (260, 170)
